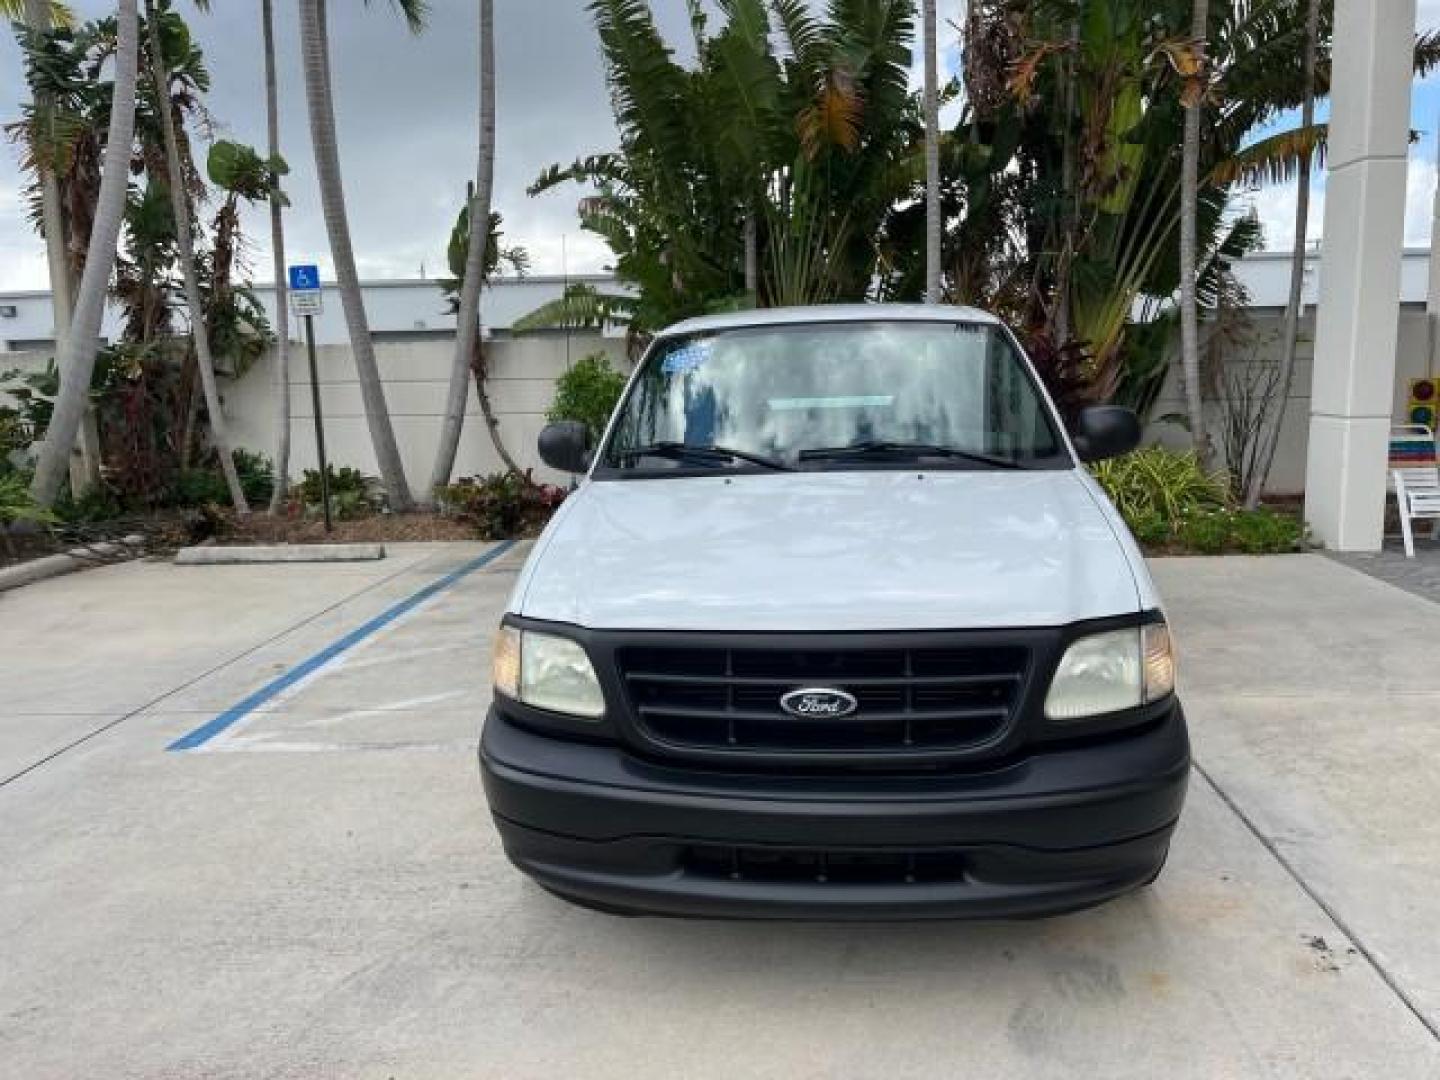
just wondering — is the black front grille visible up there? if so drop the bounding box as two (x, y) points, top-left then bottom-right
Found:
(684, 845), (968, 885)
(617, 642), (1028, 762)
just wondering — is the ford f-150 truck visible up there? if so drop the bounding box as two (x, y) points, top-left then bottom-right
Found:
(480, 304), (1188, 919)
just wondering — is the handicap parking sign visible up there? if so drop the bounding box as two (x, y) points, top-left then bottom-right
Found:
(288, 264), (321, 291)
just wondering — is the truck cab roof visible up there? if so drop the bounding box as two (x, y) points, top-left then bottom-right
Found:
(658, 303), (1003, 339)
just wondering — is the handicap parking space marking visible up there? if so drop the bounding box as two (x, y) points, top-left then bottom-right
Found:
(209, 690), (470, 755)
(167, 540), (517, 752)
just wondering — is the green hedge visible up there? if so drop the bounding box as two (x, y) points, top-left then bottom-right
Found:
(1091, 448), (1305, 555)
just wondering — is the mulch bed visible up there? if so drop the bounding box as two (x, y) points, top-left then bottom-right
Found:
(1, 511), (488, 570)
(219, 512), (480, 546)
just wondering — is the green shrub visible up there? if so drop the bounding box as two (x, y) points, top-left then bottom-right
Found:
(53, 485), (125, 524)
(233, 450), (275, 506)
(1174, 510), (1230, 555)
(1126, 508), (1173, 548)
(439, 471), (566, 540)
(296, 465), (376, 520)
(171, 469), (230, 507)
(546, 353), (627, 438)
(1158, 508), (1306, 555)
(1090, 447), (1228, 522)
(1228, 507), (1305, 554)
(1092, 447), (1303, 554)
(0, 472), (56, 531)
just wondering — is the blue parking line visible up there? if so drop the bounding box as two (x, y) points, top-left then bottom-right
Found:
(167, 540), (517, 752)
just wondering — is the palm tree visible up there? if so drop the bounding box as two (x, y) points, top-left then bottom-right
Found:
(297, 0), (426, 512)
(31, 0), (139, 509)
(922, 0), (941, 304)
(145, 0), (248, 513)
(1246, 0), (1319, 507)
(1179, 0), (1209, 466)
(261, 0), (291, 513)
(19, 0), (101, 495)
(428, 0), (496, 497)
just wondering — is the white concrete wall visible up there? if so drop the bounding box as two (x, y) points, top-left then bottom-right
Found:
(8, 307), (1436, 497)
(1147, 306), (1434, 495)
(3, 333), (630, 489)
(226, 333), (629, 488)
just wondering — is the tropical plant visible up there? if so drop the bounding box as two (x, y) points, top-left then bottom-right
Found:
(201, 141), (280, 385)
(429, 0), (497, 499)
(30, 0), (139, 509)
(546, 352), (627, 439)
(142, 0), (246, 513)
(296, 0), (427, 511)
(439, 470), (566, 540)
(0, 471), (58, 559)
(296, 464), (377, 520)
(433, 193), (529, 478)
(1090, 445), (1229, 523)
(16, 0), (95, 491)
(522, 0), (923, 338)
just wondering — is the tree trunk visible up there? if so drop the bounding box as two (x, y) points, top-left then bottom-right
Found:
(744, 209), (758, 300)
(471, 336), (523, 477)
(31, 0), (140, 509)
(262, 0), (292, 513)
(145, 1), (248, 513)
(1178, 0), (1209, 467)
(23, 0), (102, 496)
(922, 0), (941, 304)
(298, 0), (413, 510)
(1054, 11), (1080, 345)
(1245, 0), (1319, 508)
(428, 0), (497, 498)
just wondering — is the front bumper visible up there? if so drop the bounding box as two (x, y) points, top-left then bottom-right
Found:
(480, 702), (1190, 920)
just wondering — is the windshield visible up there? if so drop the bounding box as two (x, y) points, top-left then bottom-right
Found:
(598, 321), (1068, 474)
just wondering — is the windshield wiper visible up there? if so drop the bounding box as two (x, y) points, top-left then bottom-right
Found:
(616, 441), (794, 471)
(797, 440), (1029, 470)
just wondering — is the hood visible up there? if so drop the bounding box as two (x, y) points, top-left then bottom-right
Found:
(513, 470), (1142, 632)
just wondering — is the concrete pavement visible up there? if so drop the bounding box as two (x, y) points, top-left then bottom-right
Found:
(1, 547), (1438, 1077)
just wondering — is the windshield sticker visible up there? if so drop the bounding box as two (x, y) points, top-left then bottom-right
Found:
(769, 395), (895, 411)
(662, 342), (712, 376)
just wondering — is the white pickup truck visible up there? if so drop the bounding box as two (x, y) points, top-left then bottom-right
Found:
(481, 304), (1187, 919)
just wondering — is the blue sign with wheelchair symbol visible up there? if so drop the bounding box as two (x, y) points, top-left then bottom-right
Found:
(288, 264), (321, 291)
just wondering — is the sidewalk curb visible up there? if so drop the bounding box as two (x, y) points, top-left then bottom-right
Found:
(173, 543), (386, 565)
(0, 535), (146, 595)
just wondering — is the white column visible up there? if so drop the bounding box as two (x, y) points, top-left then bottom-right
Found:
(1304, 0), (1416, 551)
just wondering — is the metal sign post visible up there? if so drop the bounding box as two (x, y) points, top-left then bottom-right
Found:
(288, 265), (331, 532)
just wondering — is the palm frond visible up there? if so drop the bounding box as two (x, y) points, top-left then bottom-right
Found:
(361, 0), (428, 35)
(513, 283), (637, 332)
(1210, 122), (1326, 188)
(529, 154), (629, 197)
(796, 67), (862, 157)
(768, 0), (824, 77)
(1415, 29), (1440, 77)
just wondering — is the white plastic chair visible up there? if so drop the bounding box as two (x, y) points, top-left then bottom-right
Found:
(1394, 467), (1440, 557)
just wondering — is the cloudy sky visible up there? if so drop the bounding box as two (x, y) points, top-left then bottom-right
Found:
(2, 0), (1440, 292)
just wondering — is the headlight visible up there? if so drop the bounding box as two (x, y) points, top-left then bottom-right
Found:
(1045, 623), (1175, 721)
(492, 625), (605, 719)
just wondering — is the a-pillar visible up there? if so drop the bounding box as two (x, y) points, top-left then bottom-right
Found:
(1304, 0), (1416, 550)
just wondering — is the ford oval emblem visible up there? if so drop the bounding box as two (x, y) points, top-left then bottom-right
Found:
(780, 687), (859, 718)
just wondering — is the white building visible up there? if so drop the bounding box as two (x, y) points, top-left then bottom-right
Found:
(2, 255), (1437, 495)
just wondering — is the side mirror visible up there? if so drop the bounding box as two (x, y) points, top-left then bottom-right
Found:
(1072, 406), (1141, 463)
(538, 420), (593, 474)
